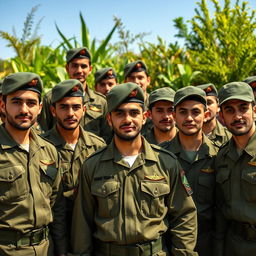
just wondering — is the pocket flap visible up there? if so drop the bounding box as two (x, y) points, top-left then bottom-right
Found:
(216, 169), (230, 184)
(91, 180), (120, 198)
(198, 174), (215, 188)
(40, 165), (58, 181)
(0, 165), (25, 182)
(141, 181), (170, 198)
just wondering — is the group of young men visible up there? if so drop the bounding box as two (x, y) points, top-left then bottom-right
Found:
(0, 46), (256, 256)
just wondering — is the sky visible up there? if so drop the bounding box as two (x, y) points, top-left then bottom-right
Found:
(0, 0), (256, 59)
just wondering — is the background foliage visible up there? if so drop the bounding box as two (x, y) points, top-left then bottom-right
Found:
(0, 0), (255, 93)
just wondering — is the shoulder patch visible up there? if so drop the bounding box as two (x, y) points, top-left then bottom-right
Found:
(180, 170), (193, 196)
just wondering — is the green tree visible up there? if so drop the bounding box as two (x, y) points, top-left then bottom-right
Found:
(174, 0), (256, 87)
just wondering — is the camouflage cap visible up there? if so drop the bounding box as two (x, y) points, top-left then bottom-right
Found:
(66, 47), (91, 63)
(174, 86), (206, 107)
(148, 87), (175, 108)
(196, 83), (218, 97)
(51, 79), (84, 104)
(94, 67), (117, 84)
(243, 76), (256, 90)
(106, 82), (144, 113)
(2, 72), (43, 96)
(218, 81), (254, 105)
(124, 60), (148, 79)
(0, 79), (3, 94)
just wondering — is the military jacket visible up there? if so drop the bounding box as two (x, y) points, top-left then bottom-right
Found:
(0, 124), (66, 254)
(71, 138), (198, 256)
(142, 126), (159, 145)
(207, 120), (231, 148)
(39, 87), (111, 141)
(42, 125), (106, 199)
(215, 132), (256, 255)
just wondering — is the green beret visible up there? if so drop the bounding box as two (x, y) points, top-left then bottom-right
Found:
(0, 79), (3, 94)
(52, 79), (84, 104)
(174, 86), (206, 107)
(2, 72), (43, 96)
(196, 83), (218, 97)
(124, 60), (148, 79)
(148, 87), (175, 108)
(106, 82), (144, 113)
(243, 76), (256, 89)
(94, 67), (117, 84)
(66, 47), (91, 63)
(218, 81), (254, 105)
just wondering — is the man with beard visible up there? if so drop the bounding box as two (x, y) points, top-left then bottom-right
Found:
(42, 79), (105, 252)
(71, 82), (198, 256)
(0, 72), (67, 256)
(143, 87), (176, 144)
(197, 83), (231, 148)
(160, 86), (218, 256)
(215, 82), (256, 256)
(39, 47), (110, 142)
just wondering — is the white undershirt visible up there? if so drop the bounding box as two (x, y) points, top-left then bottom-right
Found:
(68, 143), (77, 150)
(20, 143), (29, 152)
(122, 155), (138, 167)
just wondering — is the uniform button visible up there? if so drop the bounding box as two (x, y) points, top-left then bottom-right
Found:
(102, 188), (106, 194)
(9, 173), (13, 180)
(154, 188), (158, 195)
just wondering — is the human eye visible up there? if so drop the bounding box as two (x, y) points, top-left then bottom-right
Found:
(73, 105), (81, 111)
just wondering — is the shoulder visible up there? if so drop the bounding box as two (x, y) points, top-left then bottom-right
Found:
(82, 129), (106, 145)
(151, 143), (178, 160)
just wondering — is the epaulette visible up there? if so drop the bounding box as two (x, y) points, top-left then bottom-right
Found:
(151, 143), (178, 160)
(86, 144), (108, 159)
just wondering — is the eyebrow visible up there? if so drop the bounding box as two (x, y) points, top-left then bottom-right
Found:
(10, 97), (37, 102)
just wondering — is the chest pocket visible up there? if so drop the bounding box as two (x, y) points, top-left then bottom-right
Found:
(216, 167), (231, 201)
(241, 166), (256, 202)
(196, 172), (215, 205)
(91, 180), (120, 218)
(140, 181), (170, 218)
(60, 162), (73, 191)
(40, 164), (58, 198)
(0, 165), (28, 203)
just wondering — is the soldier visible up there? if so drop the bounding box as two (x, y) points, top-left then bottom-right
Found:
(243, 76), (256, 100)
(94, 67), (118, 95)
(71, 82), (198, 256)
(143, 87), (176, 144)
(0, 79), (4, 123)
(39, 47), (110, 142)
(215, 82), (256, 256)
(160, 86), (218, 256)
(42, 79), (106, 252)
(0, 72), (67, 256)
(197, 83), (231, 148)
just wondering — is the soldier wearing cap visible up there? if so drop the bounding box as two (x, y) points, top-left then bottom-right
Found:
(197, 83), (231, 148)
(160, 86), (218, 256)
(42, 79), (105, 252)
(0, 72), (67, 256)
(39, 47), (110, 142)
(94, 67), (118, 95)
(143, 87), (176, 144)
(215, 82), (256, 256)
(71, 82), (198, 256)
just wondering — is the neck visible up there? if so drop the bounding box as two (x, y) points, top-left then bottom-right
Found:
(83, 82), (87, 91)
(154, 127), (176, 144)
(179, 131), (203, 151)
(5, 122), (30, 144)
(57, 125), (80, 144)
(114, 135), (143, 156)
(233, 125), (255, 150)
(203, 118), (216, 135)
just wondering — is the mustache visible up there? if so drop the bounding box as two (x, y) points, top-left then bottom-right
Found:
(64, 118), (77, 122)
(231, 120), (245, 126)
(15, 113), (30, 119)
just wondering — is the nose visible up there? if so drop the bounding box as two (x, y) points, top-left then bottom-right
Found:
(20, 103), (29, 113)
(67, 107), (75, 116)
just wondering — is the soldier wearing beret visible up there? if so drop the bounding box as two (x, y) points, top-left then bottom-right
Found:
(39, 47), (111, 142)
(71, 82), (198, 256)
(215, 82), (256, 256)
(160, 86), (218, 256)
(143, 87), (176, 144)
(94, 67), (118, 95)
(0, 72), (67, 256)
(197, 83), (231, 148)
(42, 79), (106, 252)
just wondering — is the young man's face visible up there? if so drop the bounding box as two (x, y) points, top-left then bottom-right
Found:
(205, 95), (219, 123)
(125, 71), (150, 93)
(95, 78), (117, 95)
(107, 102), (146, 141)
(51, 97), (85, 131)
(173, 100), (208, 136)
(220, 99), (255, 136)
(2, 90), (42, 130)
(66, 58), (92, 85)
(148, 100), (175, 132)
